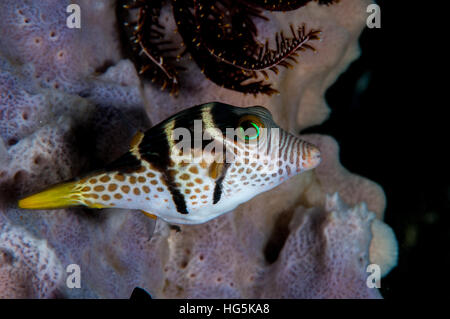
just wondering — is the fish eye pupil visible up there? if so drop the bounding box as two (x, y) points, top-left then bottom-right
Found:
(239, 120), (260, 140)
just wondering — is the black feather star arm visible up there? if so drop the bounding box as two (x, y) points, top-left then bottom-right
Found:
(117, 0), (182, 95)
(203, 22), (321, 79)
(116, 0), (338, 96)
(172, 0), (278, 95)
(190, 0), (321, 94)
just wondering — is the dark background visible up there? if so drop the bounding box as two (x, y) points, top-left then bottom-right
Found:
(303, 0), (447, 299)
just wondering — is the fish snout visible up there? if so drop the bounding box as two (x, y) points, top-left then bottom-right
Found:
(302, 142), (321, 171)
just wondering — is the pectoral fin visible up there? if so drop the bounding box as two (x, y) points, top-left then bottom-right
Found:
(208, 161), (225, 180)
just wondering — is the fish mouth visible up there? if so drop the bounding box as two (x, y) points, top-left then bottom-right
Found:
(303, 143), (321, 170)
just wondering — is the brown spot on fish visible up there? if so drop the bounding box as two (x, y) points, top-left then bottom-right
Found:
(138, 176), (146, 183)
(180, 173), (190, 180)
(94, 185), (105, 192)
(115, 174), (125, 182)
(199, 160), (208, 169)
(189, 166), (199, 174)
(100, 176), (110, 183)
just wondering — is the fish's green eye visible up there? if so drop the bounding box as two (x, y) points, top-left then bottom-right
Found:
(237, 115), (264, 142)
(239, 121), (260, 140)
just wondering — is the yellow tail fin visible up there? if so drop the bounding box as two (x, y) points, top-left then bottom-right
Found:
(18, 181), (81, 210)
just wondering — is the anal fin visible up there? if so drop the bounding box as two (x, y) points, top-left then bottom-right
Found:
(141, 210), (157, 220)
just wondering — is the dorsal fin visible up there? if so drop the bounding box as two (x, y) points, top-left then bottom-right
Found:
(130, 130), (145, 151)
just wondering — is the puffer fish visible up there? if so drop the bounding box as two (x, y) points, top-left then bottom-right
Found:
(18, 102), (321, 224)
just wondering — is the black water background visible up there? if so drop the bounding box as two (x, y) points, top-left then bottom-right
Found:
(302, 0), (448, 299)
